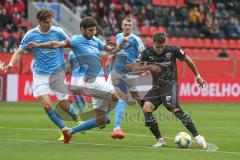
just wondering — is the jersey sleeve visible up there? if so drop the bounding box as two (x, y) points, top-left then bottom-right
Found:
(58, 28), (69, 41)
(135, 37), (145, 52)
(116, 34), (124, 46)
(175, 47), (185, 61)
(67, 35), (78, 48)
(96, 38), (105, 51)
(19, 31), (33, 49)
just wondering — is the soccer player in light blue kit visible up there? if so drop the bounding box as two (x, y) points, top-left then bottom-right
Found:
(27, 17), (126, 143)
(108, 18), (145, 139)
(4, 9), (77, 138)
(68, 51), (88, 112)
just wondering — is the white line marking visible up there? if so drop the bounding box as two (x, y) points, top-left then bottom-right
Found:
(0, 126), (222, 153)
(0, 138), (239, 156)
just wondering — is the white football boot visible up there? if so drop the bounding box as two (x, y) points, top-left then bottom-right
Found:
(194, 135), (207, 149)
(153, 138), (166, 148)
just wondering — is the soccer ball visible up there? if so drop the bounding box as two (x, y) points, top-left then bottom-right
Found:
(174, 132), (192, 148)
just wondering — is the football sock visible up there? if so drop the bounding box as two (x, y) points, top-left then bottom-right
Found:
(114, 99), (127, 129)
(174, 109), (199, 137)
(69, 118), (98, 134)
(144, 112), (162, 139)
(74, 95), (83, 112)
(68, 103), (78, 121)
(46, 108), (65, 129)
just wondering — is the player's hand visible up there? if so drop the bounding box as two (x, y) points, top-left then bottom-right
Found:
(26, 42), (40, 47)
(123, 37), (130, 42)
(2, 63), (13, 73)
(196, 75), (207, 88)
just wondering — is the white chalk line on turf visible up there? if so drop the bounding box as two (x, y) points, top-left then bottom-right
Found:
(0, 126), (218, 152)
(0, 138), (238, 156)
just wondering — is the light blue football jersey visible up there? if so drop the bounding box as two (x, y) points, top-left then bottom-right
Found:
(68, 35), (105, 78)
(113, 33), (144, 74)
(20, 26), (69, 74)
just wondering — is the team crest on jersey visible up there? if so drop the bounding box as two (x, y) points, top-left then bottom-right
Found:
(165, 52), (172, 60)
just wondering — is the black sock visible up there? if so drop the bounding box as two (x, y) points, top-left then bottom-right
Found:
(174, 110), (199, 137)
(144, 112), (162, 140)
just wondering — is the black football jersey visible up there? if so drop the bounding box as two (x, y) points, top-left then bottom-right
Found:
(138, 45), (185, 84)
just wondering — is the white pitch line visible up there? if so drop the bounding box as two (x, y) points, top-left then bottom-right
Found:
(0, 126), (219, 153)
(0, 138), (239, 156)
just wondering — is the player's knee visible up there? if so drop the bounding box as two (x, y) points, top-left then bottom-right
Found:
(174, 109), (192, 125)
(142, 103), (154, 113)
(41, 102), (52, 110)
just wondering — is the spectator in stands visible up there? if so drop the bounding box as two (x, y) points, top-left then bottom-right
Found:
(0, 8), (11, 31)
(187, 6), (203, 28)
(138, 7), (149, 26)
(218, 48), (228, 58)
(225, 17), (238, 39)
(167, 10), (178, 28)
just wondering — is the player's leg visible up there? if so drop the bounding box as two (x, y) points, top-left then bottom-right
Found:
(142, 100), (166, 147)
(73, 95), (83, 112)
(33, 73), (67, 129)
(111, 98), (126, 139)
(162, 83), (207, 149)
(38, 94), (66, 129)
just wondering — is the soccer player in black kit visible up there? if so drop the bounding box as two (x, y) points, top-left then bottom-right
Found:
(133, 32), (207, 149)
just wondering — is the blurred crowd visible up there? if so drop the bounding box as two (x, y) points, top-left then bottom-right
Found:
(71, 0), (240, 39)
(0, 0), (28, 52)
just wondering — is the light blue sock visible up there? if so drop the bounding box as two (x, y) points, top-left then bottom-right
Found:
(70, 118), (98, 134)
(114, 99), (127, 129)
(69, 103), (78, 121)
(69, 114), (110, 134)
(46, 108), (65, 129)
(74, 95), (83, 112)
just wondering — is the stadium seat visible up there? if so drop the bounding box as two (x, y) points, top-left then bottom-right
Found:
(144, 36), (153, 46)
(177, 0), (186, 7)
(203, 38), (213, 48)
(168, 37), (180, 46)
(141, 26), (151, 36)
(228, 39), (237, 49)
(158, 26), (166, 33)
(179, 37), (188, 47)
(169, 0), (177, 6)
(150, 26), (158, 35)
(152, 0), (161, 6)
(236, 40), (240, 49)
(220, 39), (228, 48)
(187, 38), (196, 48)
(195, 38), (204, 48)
(212, 39), (221, 48)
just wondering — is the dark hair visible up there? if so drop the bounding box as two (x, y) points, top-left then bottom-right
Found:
(36, 9), (54, 22)
(153, 32), (166, 43)
(80, 17), (98, 29)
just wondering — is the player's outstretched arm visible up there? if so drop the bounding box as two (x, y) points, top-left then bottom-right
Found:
(27, 41), (67, 48)
(132, 62), (161, 74)
(2, 48), (24, 73)
(184, 55), (207, 87)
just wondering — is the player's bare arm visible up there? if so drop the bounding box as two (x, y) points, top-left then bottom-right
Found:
(27, 41), (67, 48)
(3, 48), (24, 73)
(132, 62), (161, 74)
(184, 55), (207, 87)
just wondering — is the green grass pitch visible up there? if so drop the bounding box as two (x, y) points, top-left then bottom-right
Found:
(0, 102), (240, 160)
